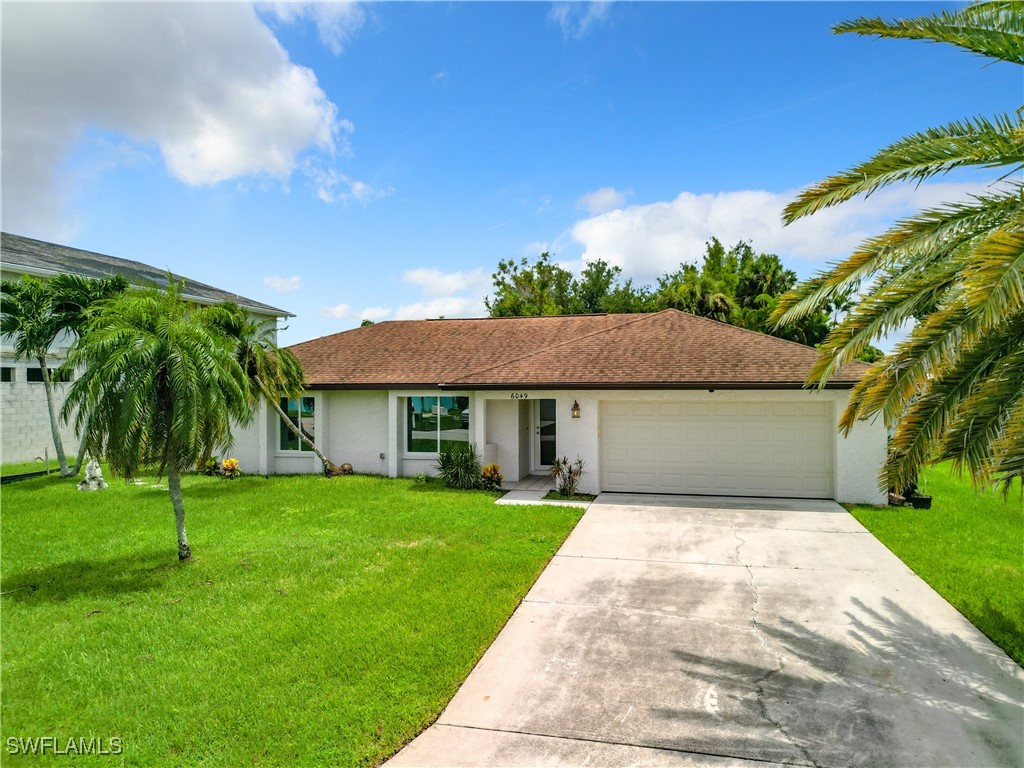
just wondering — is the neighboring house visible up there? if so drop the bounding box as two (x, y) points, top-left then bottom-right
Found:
(252, 310), (887, 504)
(0, 232), (290, 467)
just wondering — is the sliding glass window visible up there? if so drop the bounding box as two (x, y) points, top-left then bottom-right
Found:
(407, 396), (470, 453)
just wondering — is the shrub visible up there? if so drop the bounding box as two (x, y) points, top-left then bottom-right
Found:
(436, 443), (483, 490)
(481, 463), (503, 491)
(221, 458), (241, 479)
(197, 456), (221, 476)
(550, 456), (585, 496)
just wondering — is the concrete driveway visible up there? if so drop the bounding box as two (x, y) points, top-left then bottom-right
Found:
(388, 494), (1024, 767)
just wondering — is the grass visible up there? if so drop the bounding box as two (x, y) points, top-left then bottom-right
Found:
(850, 464), (1024, 666)
(1, 472), (583, 766)
(543, 490), (597, 502)
(0, 460), (58, 478)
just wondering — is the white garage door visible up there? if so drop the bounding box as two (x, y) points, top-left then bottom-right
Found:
(600, 400), (835, 499)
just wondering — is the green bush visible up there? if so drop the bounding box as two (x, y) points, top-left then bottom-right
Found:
(436, 444), (483, 490)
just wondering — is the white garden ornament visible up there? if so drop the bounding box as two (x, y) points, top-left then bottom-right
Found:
(77, 458), (108, 491)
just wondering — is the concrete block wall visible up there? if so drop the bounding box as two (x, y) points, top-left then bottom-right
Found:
(0, 363), (80, 466)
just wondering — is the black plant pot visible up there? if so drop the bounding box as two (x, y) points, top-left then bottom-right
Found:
(907, 493), (932, 510)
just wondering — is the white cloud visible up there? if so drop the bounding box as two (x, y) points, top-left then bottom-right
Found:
(569, 181), (998, 281)
(394, 297), (486, 321)
(264, 275), (302, 292)
(320, 303), (354, 320)
(261, 2), (366, 55)
(1, 3), (349, 238)
(431, 70), (449, 84)
(306, 162), (391, 204)
(549, 2), (611, 40)
(402, 267), (488, 298)
(320, 303), (393, 321)
(360, 306), (392, 321)
(577, 186), (629, 215)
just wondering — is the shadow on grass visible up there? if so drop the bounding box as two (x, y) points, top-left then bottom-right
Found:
(973, 597), (1024, 666)
(647, 597), (1023, 767)
(1, 549), (181, 604)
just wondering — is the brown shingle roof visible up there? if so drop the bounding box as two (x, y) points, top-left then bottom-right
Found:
(290, 310), (868, 390)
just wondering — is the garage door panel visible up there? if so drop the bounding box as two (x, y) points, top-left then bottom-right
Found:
(601, 400), (834, 499)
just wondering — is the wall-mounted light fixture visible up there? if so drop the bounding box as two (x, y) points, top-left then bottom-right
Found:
(571, 400), (581, 419)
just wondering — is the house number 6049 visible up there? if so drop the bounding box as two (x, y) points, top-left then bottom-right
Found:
(510, 392), (529, 400)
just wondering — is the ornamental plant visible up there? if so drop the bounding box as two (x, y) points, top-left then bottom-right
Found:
(481, 463), (503, 491)
(436, 443), (483, 490)
(221, 458), (241, 479)
(550, 456), (585, 496)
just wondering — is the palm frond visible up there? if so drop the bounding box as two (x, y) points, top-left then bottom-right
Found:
(784, 113), (1023, 223)
(834, 2), (1024, 66)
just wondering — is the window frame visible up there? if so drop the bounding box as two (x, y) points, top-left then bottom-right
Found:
(277, 394), (318, 454)
(1, 366), (13, 383)
(404, 394), (472, 456)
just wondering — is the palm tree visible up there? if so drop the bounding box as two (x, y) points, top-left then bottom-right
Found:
(212, 304), (343, 475)
(63, 281), (251, 560)
(0, 274), (126, 476)
(772, 1), (1023, 492)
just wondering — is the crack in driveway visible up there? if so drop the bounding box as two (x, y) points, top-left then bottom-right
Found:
(733, 526), (821, 768)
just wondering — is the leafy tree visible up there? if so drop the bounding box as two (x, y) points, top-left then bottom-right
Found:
(485, 252), (574, 316)
(771, 1), (1023, 492)
(484, 241), (844, 347)
(571, 260), (623, 314)
(63, 281), (252, 560)
(602, 278), (655, 314)
(214, 305), (344, 476)
(1, 273), (127, 476)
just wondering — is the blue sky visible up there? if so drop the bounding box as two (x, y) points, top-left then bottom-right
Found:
(2, 2), (1019, 346)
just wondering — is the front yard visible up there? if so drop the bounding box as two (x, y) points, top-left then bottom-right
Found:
(1, 473), (583, 766)
(850, 465), (1024, 666)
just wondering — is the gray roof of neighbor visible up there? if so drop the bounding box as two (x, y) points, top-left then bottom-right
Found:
(1, 232), (290, 317)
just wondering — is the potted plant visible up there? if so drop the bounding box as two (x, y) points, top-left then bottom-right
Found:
(902, 479), (932, 510)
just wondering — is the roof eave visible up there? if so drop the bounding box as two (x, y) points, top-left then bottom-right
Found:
(302, 379), (859, 391)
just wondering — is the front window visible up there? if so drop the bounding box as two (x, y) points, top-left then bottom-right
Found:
(407, 396), (470, 453)
(280, 396), (315, 452)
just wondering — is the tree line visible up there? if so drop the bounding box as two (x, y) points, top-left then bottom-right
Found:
(485, 238), (882, 358)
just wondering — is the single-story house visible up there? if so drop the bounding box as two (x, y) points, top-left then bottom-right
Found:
(241, 310), (887, 505)
(0, 232), (290, 465)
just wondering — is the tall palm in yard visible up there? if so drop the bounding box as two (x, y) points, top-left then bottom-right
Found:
(63, 281), (251, 560)
(772, 1), (1023, 492)
(1, 274), (126, 476)
(212, 305), (343, 475)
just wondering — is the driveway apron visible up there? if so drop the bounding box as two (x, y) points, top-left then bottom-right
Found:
(388, 494), (1024, 767)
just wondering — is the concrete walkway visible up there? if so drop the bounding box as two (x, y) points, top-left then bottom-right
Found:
(388, 494), (1024, 767)
(495, 475), (591, 509)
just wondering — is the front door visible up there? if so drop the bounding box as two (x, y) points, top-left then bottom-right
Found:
(533, 398), (557, 471)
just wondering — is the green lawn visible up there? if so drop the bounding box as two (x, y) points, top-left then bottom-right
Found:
(850, 465), (1024, 666)
(0, 460), (57, 477)
(1, 473), (583, 766)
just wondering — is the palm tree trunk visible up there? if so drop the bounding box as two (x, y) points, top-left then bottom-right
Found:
(167, 466), (191, 560)
(257, 377), (339, 475)
(37, 356), (70, 476)
(71, 440), (88, 476)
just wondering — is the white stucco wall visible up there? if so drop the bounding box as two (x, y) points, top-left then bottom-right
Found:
(474, 388), (888, 505)
(243, 386), (888, 505)
(486, 399), (521, 480)
(327, 390), (389, 476)
(834, 395), (889, 505)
